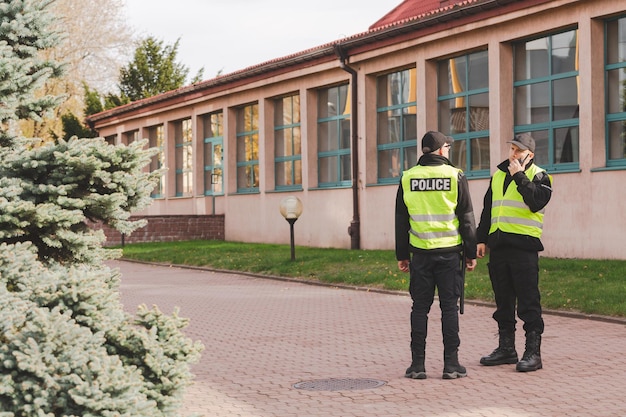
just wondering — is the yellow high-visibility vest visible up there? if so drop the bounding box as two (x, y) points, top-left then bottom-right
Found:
(401, 164), (461, 250)
(489, 164), (548, 238)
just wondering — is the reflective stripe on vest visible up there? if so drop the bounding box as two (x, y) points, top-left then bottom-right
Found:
(489, 164), (546, 238)
(401, 164), (461, 250)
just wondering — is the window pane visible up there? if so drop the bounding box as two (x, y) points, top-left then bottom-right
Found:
(468, 50), (489, 90)
(439, 98), (457, 134)
(468, 95), (489, 132)
(248, 134), (259, 160)
(205, 113), (223, 138)
(293, 126), (301, 154)
(551, 30), (577, 75)
(378, 110), (399, 144)
(214, 143), (223, 166)
(515, 37), (549, 80)
(319, 156), (337, 183)
(607, 18), (626, 64)
(530, 130), (550, 166)
(438, 59), (455, 96)
(237, 166), (248, 189)
(607, 68), (626, 114)
(405, 144), (417, 169)
(552, 77), (579, 121)
(554, 126), (579, 163)
(319, 120), (338, 151)
(340, 119), (351, 149)
(276, 161), (288, 186)
(340, 154), (351, 181)
(237, 137), (247, 161)
(319, 89), (331, 118)
(213, 168), (223, 194)
(450, 140), (467, 171)
(470, 136), (490, 170)
(275, 129), (287, 157)
(515, 82), (550, 125)
(404, 113), (417, 142)
(608, 121), (626, 160)
(378, 149), (400, 179)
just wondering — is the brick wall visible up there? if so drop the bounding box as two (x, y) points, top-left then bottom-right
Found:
(91, 215), (225, 246)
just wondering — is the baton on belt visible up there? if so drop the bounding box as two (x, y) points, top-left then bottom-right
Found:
(460, 249), (466, 315)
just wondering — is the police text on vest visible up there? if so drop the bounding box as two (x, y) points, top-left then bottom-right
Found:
(410, 178), (451, 191)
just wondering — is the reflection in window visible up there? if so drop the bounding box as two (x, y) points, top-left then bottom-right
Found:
(148, 125), (165, 198)
(203, 111), (224, 195)
(438, 50), (490, 175)
(606, 16), (626, 165)
(514, 29), (579, 170)
(377, 68), (417, 182)
(275, 94), (302, 189)
(318, 84), (351, 186)
(175, 118), (193, 197)
(236, 103), (259, 192)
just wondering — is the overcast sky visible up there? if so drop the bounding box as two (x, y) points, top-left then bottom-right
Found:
(123, 0), (401, 81)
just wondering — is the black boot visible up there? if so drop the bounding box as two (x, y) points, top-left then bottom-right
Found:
(442, 350), (467, 379)
(516, 331), (542, 372)
(405, 352), (426, 379)
(480, 331), (518, 366)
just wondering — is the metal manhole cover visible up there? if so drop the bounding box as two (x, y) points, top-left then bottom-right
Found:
(293, 378), (386, 391)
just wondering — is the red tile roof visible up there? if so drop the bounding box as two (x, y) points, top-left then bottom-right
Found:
(370, 0), (480, 30)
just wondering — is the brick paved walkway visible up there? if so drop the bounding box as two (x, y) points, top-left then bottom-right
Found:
(113, 260), (626, 417)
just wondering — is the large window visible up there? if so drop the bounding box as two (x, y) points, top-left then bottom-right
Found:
(203, 112), (224, 195)
(174, 118), (193, 197)
(438, 50), (490, 176)
(275, 95), (302, 189)
(236, 103), (259, 193)
(377, 68), (417, 182)
(606, 16), (626, 167)
(317, 84), (351, 187)
(123, 130), (138, 145)
(147, 125), (165, 198)
(514, 29), (579, 171)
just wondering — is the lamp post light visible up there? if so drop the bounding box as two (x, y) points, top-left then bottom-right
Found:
(279, 196), (303, 261)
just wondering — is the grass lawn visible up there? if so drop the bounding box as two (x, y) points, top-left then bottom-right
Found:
(120, 240), (626, 318)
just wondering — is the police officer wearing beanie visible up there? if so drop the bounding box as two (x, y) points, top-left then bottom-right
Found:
(477, 133), (553, 372)
(395, 131), (477, 380)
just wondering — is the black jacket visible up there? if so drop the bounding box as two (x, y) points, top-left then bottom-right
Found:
(395, 154), (477, 261)
(476, 159), (552, 252)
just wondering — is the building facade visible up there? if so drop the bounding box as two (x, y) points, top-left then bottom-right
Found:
(88, 0), (626, 260)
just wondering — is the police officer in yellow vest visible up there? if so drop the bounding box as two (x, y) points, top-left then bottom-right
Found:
(396, 131), (477, 380)
(477, 133), (553, 372)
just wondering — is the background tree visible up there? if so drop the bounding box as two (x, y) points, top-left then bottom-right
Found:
(19, 0), (134, 140)
(118, 36), (203, 102)
(0, 1), (202, 415)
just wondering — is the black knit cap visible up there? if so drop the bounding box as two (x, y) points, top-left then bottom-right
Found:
(421, 131), (454, 153)
(508, 133), (535, 152)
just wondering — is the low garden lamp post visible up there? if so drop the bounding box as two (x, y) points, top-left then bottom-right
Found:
(279, 196), (303, 261)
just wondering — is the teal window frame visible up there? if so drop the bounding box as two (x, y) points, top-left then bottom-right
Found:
(438, 50), (490, 178)
(175, 118), (193, 197)
(376, 68), (418, 183)
(148, 124), (165, 198)
(236, 103), (259, 193)
(513, 28), (580, 173)
(203, 111), (224, 196)
(274, 94), (302, 190)
(605, 15), (626, 168)
(317, 84), (351, 188)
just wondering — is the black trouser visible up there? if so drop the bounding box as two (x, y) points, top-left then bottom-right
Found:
(409, 251), (462, 357)
(487, 248), (544, 334)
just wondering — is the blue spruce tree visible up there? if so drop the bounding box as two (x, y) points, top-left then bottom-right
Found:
(0, 1), (203, 415)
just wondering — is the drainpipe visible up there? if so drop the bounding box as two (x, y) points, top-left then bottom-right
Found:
(334, 44), (360, 250)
